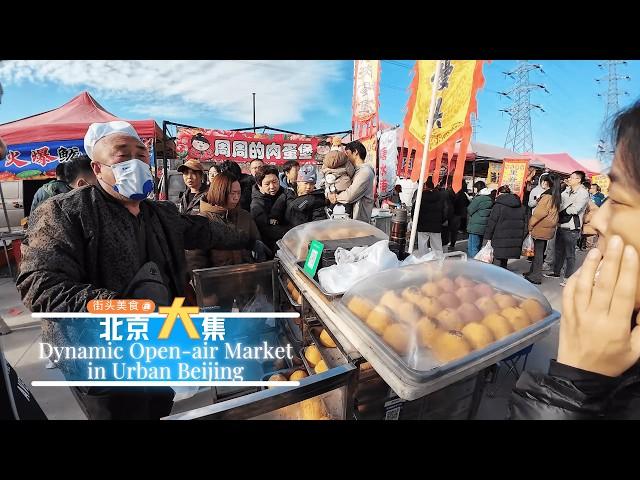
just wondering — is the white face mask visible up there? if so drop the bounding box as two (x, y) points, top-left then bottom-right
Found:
(105, 158), (154, 200)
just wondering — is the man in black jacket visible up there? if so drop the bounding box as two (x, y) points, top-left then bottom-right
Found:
(250, 165), (291, 255)
(17, 121), (251, 420)
(415, 177), (444, 255)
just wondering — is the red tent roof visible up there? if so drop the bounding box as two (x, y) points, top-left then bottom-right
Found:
(0, 91), (162, 145)
(523, 152), (599, 176)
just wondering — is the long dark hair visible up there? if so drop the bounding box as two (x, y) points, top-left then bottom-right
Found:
(612, 99), (640, 187)
(545, 174), (562, 212)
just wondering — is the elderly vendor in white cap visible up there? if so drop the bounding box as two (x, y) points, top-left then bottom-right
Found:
(17, 120), (253, 420)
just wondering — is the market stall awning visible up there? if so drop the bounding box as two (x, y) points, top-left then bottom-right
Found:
(523, 152), (599, 176)
(463, 142), (530, 162)
(0, 91), (162, 144)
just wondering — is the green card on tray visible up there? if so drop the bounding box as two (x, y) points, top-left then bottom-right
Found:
(304, 240), (324, 278)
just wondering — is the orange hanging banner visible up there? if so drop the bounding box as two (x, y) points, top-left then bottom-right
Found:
(500, 158), (530, 200)
(402, 60), (487, 190)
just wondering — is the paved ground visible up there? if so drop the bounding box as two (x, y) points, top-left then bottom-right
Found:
(0, 240), (582, 420)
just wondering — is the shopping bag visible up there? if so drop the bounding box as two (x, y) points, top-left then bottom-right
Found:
(474, 241), (494, 263)
(522, 234), (535, 257)
(318, 240), (399, 294)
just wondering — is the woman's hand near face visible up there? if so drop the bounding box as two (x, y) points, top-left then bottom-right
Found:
(558, 235), (640, 377)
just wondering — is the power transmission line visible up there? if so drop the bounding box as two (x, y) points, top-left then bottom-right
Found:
(595, 60), (631, 169)
(498, 61), (549, 153)
(382, 60), (413, 69)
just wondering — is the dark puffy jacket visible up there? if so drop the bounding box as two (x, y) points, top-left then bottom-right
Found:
(239, 174), (255, 212)
(509, 360), (640, 419)
(454, 190), (470, 217)
(250, 185), (291, 253)
(484, 193), (525, 259)
(442, 188), (455, 222)
(30, 180), (72, 213)
(17, 184), (250, 313)
(416, 189), (445, 233)
(285, 189), (328, 227)
(467, 194), (493, 235)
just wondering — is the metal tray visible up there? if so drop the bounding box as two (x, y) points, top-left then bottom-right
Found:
(261, 365), (312, 390)
(299, 342), (331, 377)
(277, 270), (303, 310)
(308, 326), (345, 369)
(296, 261), (344, 298)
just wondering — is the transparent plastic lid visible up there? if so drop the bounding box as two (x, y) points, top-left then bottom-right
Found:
(280, 218), (388, 261)
(339, 256), (555, 382)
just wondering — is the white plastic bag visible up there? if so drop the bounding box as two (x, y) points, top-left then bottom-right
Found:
(334, 245), (369, 265)
(522, 234), (534, 257)
(318, 240), (399, 294)
(400, 249), (442, 266)
(474, 241), (494, 263)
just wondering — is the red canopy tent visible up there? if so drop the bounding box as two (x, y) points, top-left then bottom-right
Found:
(523, 152), (599, 177)
(0, 91), (161, 144)
(0, 92), (167, 229)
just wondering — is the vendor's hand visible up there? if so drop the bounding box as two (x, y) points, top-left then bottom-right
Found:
(558, 235), (640, 377)
(327, 192), (337, 204)
(269, 218), (279, 225)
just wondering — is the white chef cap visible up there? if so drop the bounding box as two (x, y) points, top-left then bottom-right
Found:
(84, 121), (142, 160)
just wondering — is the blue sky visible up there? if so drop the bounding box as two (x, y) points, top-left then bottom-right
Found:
(1, 60), (638, 170)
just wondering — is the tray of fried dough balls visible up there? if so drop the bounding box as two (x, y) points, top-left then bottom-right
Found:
(337, 258), (558, 383)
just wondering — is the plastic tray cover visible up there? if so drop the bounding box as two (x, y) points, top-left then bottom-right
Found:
(280, 218), (388, 261)
(339, 258), (554, 381)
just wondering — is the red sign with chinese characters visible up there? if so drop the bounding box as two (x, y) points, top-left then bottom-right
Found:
(176, 128), (319, 165)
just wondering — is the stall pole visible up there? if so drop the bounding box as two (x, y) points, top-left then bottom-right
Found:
(407, 60), (443, 255)
(0, 183), (12, 233)
(162, 121), (169, 199)
(472, 158), (476, 187)
(252, 93), (256, 133)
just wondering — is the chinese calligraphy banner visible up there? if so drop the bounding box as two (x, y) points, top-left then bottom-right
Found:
(485, 161), (502, 186)
(175, 128), (318, 166)
(590, 174), (610, 196)
(0, 139), (85, 181)
(0, 138), (155, 182)
(500, 158), (529, 200)
(352, 60), (380, 140)
(401, 60), (487, 190)
(377, 129), (398, 196)
(359, 134), (378, 168)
